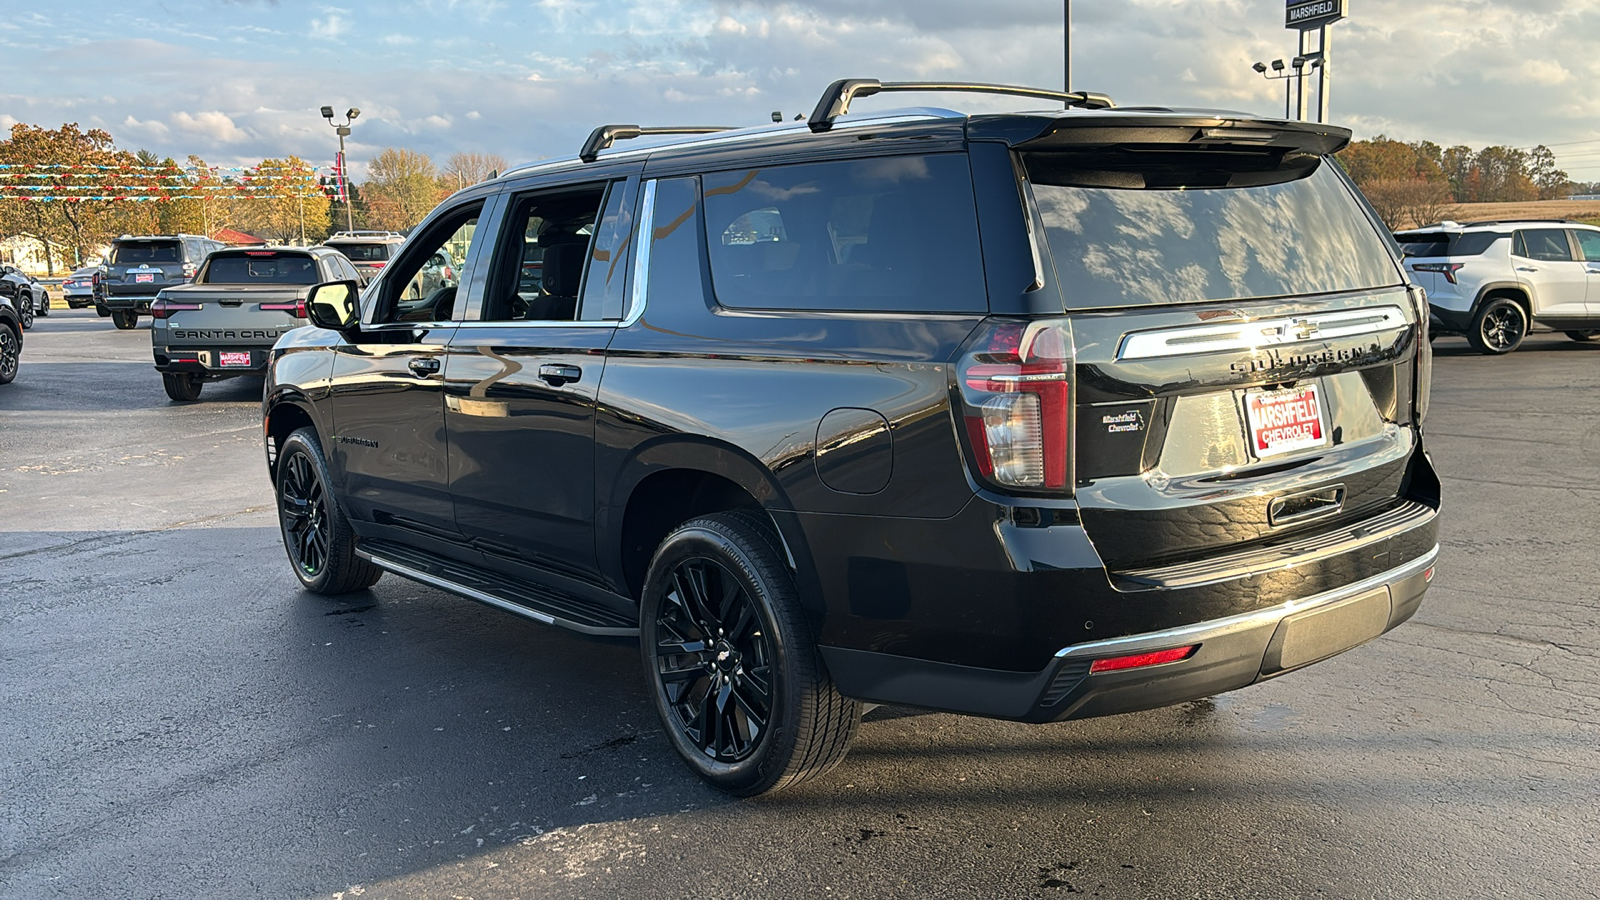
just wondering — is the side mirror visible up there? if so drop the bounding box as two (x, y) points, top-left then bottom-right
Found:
(306, 280), (361, 333)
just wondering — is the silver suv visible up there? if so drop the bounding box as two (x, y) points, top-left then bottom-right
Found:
(1396, 220), (1600, 354)
(321, 231), (406, 285)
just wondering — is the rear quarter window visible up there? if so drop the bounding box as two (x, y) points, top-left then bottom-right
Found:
(110, 241), (183, 265)
(702, 154), (987, 313)
(1024, 154), (1401, 309)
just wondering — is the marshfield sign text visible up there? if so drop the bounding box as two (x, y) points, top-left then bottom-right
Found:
(1286, 0), (1346, 29)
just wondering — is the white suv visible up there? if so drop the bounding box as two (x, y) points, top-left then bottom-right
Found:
(1395, 220), (1600, 354)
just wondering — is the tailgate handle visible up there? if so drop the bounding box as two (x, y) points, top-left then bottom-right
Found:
(538, 363), (582, 386)
(1268, 485), (1345, 527)
(407, 357), (441, 376)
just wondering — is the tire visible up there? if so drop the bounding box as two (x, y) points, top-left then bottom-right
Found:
(275, 427), (383, 595)
(111, 310), (138, 330)
(19, 301), (32, 330)
(640, 510), (861, 796)
(1468, 297), (1526, 355)
(161, 372), (204, 402)
(0, 324), (19, 384)
(1564, 330), (1598, 342)
(96, 306), (110, 317)
(37, 292), (49, 316)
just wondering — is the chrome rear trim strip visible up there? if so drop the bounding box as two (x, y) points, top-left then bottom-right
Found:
(1118, 305), (1408, 360)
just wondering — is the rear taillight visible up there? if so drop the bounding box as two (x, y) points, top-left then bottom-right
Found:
(1411, 262), (1463, 284)
(182, 262), (198, 278)
(259, 299), (307, 318)
(1411, 287), (1432, 424)
(956, 319), (1073, 491)
(370, 261), (387, 270)
(150, 297), (202, 319)
(91, 271), (101, 288)
(1089, 645), (1199, 674)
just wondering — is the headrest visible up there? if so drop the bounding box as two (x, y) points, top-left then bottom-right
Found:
(540, 243), (586, 297)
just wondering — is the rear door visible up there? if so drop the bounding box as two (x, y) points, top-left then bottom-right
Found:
(441, 174), (637, 581)
(1011, 132), (1420, 570)
(1512, 228), (1586, 318)
(1571, 229), (1600, 318)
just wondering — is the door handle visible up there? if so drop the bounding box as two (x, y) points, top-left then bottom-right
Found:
(1516, 266), (1539, 272)
(407, 357), (441, 376)
(538, 363), (582, 386)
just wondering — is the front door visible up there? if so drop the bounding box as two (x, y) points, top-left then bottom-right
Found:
(443, 177), (636, 581)
(328, 200), (487, 537)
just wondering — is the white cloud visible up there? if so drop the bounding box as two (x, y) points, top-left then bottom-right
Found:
(310, 8), (351, 39)
(170, 111), (252, 144)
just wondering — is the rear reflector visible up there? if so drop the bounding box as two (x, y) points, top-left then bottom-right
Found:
(1088, 645), (1198, 674)
(1423, 566), (1434, 582)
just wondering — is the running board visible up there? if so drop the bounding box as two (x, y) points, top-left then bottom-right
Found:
(356, 540), (639, 637)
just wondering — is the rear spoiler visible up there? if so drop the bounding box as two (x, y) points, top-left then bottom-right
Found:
(1001, 115), (1352, 157)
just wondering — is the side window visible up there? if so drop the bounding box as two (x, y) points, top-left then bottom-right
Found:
(371, 203), (482, 325)
(1514, 228), (1574, 262)
(1574, 230), (1600, 262)
(701, 154), (986, 313)
(578, 180), (637, 320)
(482, 184), (608, 322)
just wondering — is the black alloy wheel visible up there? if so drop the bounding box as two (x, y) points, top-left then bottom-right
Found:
(0, 324), (19, 384)
(19, 300), (32, 330)
(36, 291), (48, 316)
(111, 309), (137, 330)
(274, 428), (382, 594)
(1469, 298), (1526, 355)
(641, 510), (861, 796)
(1564, 330), (1598, 342)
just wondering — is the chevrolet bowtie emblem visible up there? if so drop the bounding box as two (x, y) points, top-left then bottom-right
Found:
(1290, 319), (1320, 341)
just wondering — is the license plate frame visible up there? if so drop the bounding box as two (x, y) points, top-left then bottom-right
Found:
(133, 273), (155, 283)
(1244, 383), (1328, 458)
(218, 351), (253, 368)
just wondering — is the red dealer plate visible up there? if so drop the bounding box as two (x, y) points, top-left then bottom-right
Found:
(218, 351), (252, 368)
(134, 273), (155, 283)
(1245, 384), (1327, 458)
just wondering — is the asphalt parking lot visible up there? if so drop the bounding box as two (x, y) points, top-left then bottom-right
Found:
(2, 308), (1597, 899)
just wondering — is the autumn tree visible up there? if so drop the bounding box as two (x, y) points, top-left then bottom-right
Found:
(1527, 145), (1570, 201)
(363, 148), (445, 231)
(0, 123), (127, 272)
(231, 157), (332, 243)
(440, 152), (508, 194)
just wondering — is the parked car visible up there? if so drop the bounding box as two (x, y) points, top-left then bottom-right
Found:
(321, 230), (406, 285)
(0, 288), (21, 384)
(265, 78), (1440, 796)
(95, 234), (224, 330)
(1395, 219), (1600, 353)
(0, 265), (47, 329)
(151, 246), (362, 401)
(61, 266), (99, 309)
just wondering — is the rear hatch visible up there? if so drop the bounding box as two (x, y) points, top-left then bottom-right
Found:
(960, 115), (1427, 572)
(155, 250), (315, 353)
(106, 239), (187, 294)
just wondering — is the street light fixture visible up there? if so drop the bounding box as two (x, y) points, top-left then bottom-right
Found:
(1251, 58), (1297, 120)
(321, 105), (360, 232)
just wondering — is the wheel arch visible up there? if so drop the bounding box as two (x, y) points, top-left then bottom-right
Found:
(1473, 282), (1532, 319)
(263, 392), (324, 485)
(604, 436), (820, 615)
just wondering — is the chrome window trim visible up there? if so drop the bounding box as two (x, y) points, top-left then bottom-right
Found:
(624, 179), (658, 328)
(1117, 305), (1409, 360)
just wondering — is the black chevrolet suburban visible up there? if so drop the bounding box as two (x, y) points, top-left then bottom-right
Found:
(263, 80), (1440, 796)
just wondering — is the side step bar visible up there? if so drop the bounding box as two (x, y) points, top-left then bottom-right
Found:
(356, 540), (639, 638)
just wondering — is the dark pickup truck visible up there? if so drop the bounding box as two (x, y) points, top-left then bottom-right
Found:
(151, 246), (364, 401)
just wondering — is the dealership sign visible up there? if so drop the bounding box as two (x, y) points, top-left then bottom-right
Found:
(1286, 0), (1346, 29)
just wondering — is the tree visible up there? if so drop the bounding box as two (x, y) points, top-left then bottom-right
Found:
(1527, 145), (1570, 201)
(363, 147), (445, 232)
(0, 123), (127, 273)
(440, 152), (508, 193)
(1361, 179), (1456, 230)
(233, 157), (331, 243)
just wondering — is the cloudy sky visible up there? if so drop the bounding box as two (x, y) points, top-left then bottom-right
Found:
(4, 0), (1599, 179)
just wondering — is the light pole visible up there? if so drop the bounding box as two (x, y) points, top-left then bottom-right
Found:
(321, 105), (360, 232)
(1251, 59), (1305, 120)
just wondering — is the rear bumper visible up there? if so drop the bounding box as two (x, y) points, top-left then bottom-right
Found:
(154, 346), (273, 375)
(1429, 305), (1475, 333)
(99, 294), (156, 312)
(821, 545), (1436, 722)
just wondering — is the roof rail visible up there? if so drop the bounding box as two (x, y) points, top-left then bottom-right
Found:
(579, 125), (736, 163)
(807, 79), (1116, 133)
(327, 230), (406, 239)
(1458, 218), (1582, 227)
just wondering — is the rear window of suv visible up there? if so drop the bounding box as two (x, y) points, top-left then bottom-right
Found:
(202, 252), (319, 284)
(702, 154), (987, 313)
(1396, 231), (1502, 258)
(329, 243), (392, 262)
(109, 241), (182, 265)
(1024, 154), (1400, 309)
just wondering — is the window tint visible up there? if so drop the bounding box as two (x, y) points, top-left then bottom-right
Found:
(110, 241), (182, 265)
(372, 206), (480, 325)
(204, 253), (319, 284)
(644, 177), (704, 314)
(331, 243), (391, 262)
(1025, 155), (1399, 308)
(702, 154), (987, 313)
(1573, 230), (1600, 262)
(1514, 228), (1573, 261)
(1452, 232), (1502, 256)
(579, 181), (636, 320)
(1396, 235), (1448, 258)
(483, 186), (607, 322)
